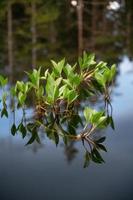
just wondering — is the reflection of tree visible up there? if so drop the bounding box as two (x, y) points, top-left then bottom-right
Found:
(31, 1), (37, 69)
(1, 0), (133, 76)
(7, 1), (13, 81)
(125, 0), (133, 59)
(27, 141), (44, 154)
(88, 0), (123, 64)
(64, 141), (78, 163)
(77, 0), (84, 56)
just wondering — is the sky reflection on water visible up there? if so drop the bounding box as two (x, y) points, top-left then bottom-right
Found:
(0, 57), (133, 200)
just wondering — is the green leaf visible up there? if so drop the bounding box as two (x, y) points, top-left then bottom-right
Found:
(27, 67), (41, 88)
(84, 108), (106, 127)
(67, 90), (78, 104)
(15, 81), (23, 92)
(59, 85), (67, 96)
(0, 75), (8, 87)
(110, 64), (116, 80)
(10, 87), (16, 97)
(63, 79), (73, 89)
(18, 92), (26, 105)
(63, 63), (73, 77)
(91, 112), (104, 124)
(79, 52), (96, 70)
(103, 69), (111, 83)
(45, 74), (62, 104)
(69, 73), (82, 87)
(97, 116), (107, 127)
(36, 86), (44, 99)
(83, 107), (94, 123)
(51, 58), (65, 77)
(96, 61), (107, 69)
(95, 72), (105, 87)
(2, 92), (8, 103)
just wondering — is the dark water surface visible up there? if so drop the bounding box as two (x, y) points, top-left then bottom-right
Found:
(0, 57), (133, 200)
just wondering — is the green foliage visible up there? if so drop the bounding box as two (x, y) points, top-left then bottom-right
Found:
(0, 51), (116, 120)
(84, 107), (107, 128)
(0, 75), (8, 87)
(94, 63), (116, 88)
(45, 73), (62, 104)
(51, 59), (65, 77)
(15, 81), (30, 106)
(0, 52), (116, 167)
(0, 75), (8, 118)
(78, 52), (96, 70)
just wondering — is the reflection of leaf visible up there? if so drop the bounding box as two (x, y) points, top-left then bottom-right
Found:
(11, 123), (17, 136)
(95, 136), (106, 143)
(110, 116), (115, 130)
(26, 123), (35, 132)
(68, 124), (76, 135)
(26, 122), (40, 145)
(83, 151), (90, 168)
(68, 114), (83, 128)
(26, 134), (37, 145)
(45, 124), (60, 146)
(106, 116), (115, 130)
(96, 143), (107, 152)
(1, 107), (8, 118)
(91, 148), (105, 164)
(63, 135), (68, 145)
(35, 134), (41, 144)
(18, 123), (27, 138)
(54, 132), (59, 146)
(26, 131), (40, 145)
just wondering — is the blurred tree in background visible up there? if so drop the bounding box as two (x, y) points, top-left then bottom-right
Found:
(0, 0), (133, 79)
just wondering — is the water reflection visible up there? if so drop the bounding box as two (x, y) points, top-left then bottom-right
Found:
(1, 102), (109, 168)
(1, 0), (133, 79)
(0, 1), (133, 199)
(0, 58), (133, 200)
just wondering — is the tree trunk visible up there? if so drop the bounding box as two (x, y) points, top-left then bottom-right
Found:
(127, 12), (131, 55)
(91, 0), (97, 51)
(7, 1), (13, 78)
(31, 1), (37, 69)
(77, 0), (84, 56)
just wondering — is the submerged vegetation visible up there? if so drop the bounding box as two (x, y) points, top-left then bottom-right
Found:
(0, 52), (116, 167)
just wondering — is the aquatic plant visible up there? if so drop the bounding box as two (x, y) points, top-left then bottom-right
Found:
(0, 52), (116, 167)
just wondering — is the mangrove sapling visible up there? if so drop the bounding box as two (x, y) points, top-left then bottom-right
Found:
(0, 52), (116, 166)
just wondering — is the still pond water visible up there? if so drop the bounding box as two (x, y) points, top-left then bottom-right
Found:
(0, 56), (133, 200)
